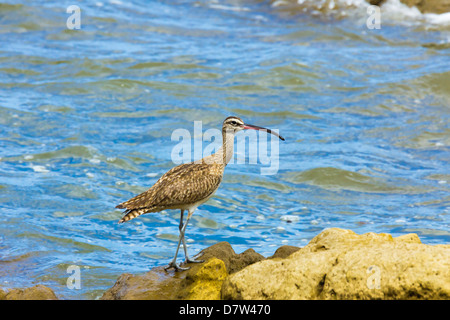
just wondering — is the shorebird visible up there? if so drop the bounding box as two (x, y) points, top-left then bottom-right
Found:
(116, 116), (285, 271)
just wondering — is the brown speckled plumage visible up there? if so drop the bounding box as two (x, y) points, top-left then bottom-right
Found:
(116, 162), (224, 223)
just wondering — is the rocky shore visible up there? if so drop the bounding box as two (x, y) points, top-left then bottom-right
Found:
(370, 0), (450, 14)
(3, 228), (448, 300)
(394, 0), (450, 14)
(278, 0), (450, 14)
(0, 285), (58, 300)
(101, 228), (450, 300)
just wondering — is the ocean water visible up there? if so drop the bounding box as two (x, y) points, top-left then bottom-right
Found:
(0, 0), (449, 299)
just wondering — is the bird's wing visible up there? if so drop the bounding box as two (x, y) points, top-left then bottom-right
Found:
(116, 163), (223, 210)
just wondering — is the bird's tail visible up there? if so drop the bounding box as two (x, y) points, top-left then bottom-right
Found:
(118, 208), (148, 224)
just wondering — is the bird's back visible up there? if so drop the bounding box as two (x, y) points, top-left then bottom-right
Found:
(116, 162), (224, 223)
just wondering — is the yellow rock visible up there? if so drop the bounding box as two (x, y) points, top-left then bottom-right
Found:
(0, 285), (58, 300)
(185, 258), (227, 300)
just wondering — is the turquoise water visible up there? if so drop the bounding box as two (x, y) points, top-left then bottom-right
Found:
(0, 0), (449, 299)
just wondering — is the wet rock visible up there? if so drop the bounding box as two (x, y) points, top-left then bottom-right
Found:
(100, 267), (182, 300)
(271, 0), (450, 15)
(221, 228), (450, 300)
(101, 258), (228, 300)
(101, 241), (264, 300)
(369, 0), (386, 5)
(369, 0), (450, 14)
(0, 289), (6, 300)
(0, 285), (58, 300)
(400, 0), (450, 14)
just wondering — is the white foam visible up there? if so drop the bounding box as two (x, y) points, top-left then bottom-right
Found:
(32, 165), (49, 173)
(209, 4), (250, 12)
(425, 12), (450, 25)
(280, 215), (300, 222)
(89, 158), (101, 165)
(382, 0), (422, 20)
(146, 173), (158, 178)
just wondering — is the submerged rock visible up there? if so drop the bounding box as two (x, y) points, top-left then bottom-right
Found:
(0, 285), (58, 300)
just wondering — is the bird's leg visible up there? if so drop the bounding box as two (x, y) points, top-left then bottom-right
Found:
(179, 209), (185, 231)
(164, 210), (189, 272)
(180, 210), (202, 263)
(182, 209), (204, 265)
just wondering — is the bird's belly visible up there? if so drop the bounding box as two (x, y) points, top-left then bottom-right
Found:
(179, 190), (217, 212)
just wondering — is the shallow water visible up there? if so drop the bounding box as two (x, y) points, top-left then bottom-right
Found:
(0, 0), (449, 299)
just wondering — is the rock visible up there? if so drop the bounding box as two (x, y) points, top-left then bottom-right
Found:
(101, 241), (264, 300)
(0, 288), (7, 300)
(399, 0), (450, 14)
(183, 258), (227, 300)
(100, 267), (184, 300)
(369, 0), (386, 6)
(372, 0), (450, 14)
(271, 0), (450, 15)
(103, 229), (449, 300)
(221, 228), (450, 300)
(198, 241), (265, 274)
(268, 245), (301, 259)
(101, 258), (228, 300)
(0, 285), (58, 300)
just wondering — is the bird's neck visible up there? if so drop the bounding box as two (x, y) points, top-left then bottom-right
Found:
(207, 129), (234, 166)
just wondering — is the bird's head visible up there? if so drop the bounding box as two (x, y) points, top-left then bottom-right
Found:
(222, 116), (285, 141)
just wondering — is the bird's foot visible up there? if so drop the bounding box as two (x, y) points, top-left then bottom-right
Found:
(185, 258), (205, 264)
(184, 252), (205, 264)
(164, 261), (190, 272)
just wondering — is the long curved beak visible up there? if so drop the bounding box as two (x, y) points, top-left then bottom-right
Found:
(243, 123), (285, 141)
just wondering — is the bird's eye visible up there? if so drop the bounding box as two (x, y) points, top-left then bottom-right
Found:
(231, 121), (237, 125)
